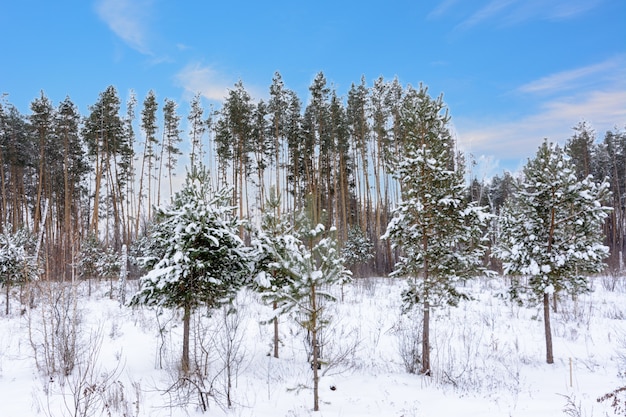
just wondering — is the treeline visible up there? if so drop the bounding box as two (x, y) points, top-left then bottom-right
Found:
(0, 72), (624, 281)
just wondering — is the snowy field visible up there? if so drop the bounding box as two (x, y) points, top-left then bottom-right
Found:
(0, 275), (624, 416)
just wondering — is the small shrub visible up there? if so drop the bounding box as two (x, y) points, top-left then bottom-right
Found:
(598, 386), (626, 416)
(394, 313), (422, 374)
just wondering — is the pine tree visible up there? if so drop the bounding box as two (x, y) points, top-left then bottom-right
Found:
(123, 91), (138, 241)
(251, 99), (269, 210)
(284, 90), (304, 213)
(139, 90), (159, 222)
(187, 94), (206, 169)
(0, 227), (38, 314)
(56, 96), (87, 281)
(268, 72), (289, 209)
(382, 85), (489, 375)
(495, 140), (611, 364)
(29, 91), (55, 236)
(252, 199), (350, 411)
(130, 166), (251, 373)
(250, 190), (296, 359)
(329, 90), (352, 241)
(161, 98), (182, 202)
(215, 81), (254, 227)
(347, 76), (371, 234)
(293, 210), (350, 412)
(566, 121), (595, 181)
(343, 226), (374, 277)
(82, 86), (127, 246)
(304, 72), (332, 224)
(593, 128), (626, 270)
(2, 103), (33, 231)
(370, 77), (394, 273)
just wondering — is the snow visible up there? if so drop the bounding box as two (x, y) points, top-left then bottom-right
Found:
(0, 276), (624, 417)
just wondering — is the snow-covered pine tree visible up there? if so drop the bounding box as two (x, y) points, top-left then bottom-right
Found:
(130, 165), (251, 374)
(294, 209), (351, 412)
(0, 227), (38, 315)
(382, 85), (489, 376)
(342, 226), (374, 278)
(495, 139), (611, 364)
(251, 189), (299, 359)
(253, 201), (350, 411)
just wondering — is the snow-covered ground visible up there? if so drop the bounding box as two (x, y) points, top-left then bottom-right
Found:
(0, 276), (624, 416)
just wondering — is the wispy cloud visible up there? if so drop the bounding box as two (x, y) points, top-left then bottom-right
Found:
(95, 0), (153, 55)
(453, 0), (604, 30)
(457, 89), (626, 164)
(174, 63), (231, 102)
(518, 55), (625, 94)
(458, 55), (626, 171)
(427, 0), (460, 19)
(456, 0), (516, 30)
(549, 0), (604, 19)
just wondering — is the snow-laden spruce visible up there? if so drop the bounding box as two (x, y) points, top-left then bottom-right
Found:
(251, 194), (350, 411)
(0, 227), (38, 314)
(494, 139), (611, 364)
(342, 226), (374, 277)
(382, 85), (490, 376)
(130, 166), (252, 373)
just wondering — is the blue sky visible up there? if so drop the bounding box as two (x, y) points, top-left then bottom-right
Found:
(1, 0), (625, 177)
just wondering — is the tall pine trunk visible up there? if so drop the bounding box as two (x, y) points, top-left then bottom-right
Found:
(310, 282), (320, 411)
(545, 199), (555, 364)
(421, 300), (431, 375)
(182, 303), (191, 374)
(63, 126), (72, 281)
(0, 148), (6, 232)
(273, 301), (279, 358)
(543, 293), (554, 364)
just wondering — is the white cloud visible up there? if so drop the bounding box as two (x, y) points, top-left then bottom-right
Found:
(95, 0), (153, 55)
(455, 0), (604, 29)
(428, 0), (460, 19)
(518, 55), (624, 94)
(457, 89), (626, 165)
(457, 55), (626, 175)
(549, 0), (604, 19)
(457, 0), (516, 30)
(174, 63), (231, 102)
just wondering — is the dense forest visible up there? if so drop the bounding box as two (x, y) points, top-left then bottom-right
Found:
(1, 71), (625, 282)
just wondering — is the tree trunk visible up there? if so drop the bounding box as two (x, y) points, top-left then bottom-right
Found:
(33, 128), (46, 235)
(0, 147), (6, 233)
(5, 283), (9, 315)
(273, 301), (279, 358)
(63, 126), (72, 282)
(135, 136), (148, 237)
(92, 156), (103, 234)
(157, 130), (166, 207)
(421, 300), (431, 375)
(339, 152), (348, 242)
(182, 303), (191, 374)
(543, 293), (554, 364)
(311, 282), (320, 411)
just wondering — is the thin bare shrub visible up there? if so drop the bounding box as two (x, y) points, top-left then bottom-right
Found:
(393, 311), (423, 374)
(560, 393), (592, 417)
(38, 326), (136, 417)
(212, 304), (248, 408)
(28, 281), (81, 379)
(600, 272), (626, 293)
(314, 304), (362, 377)
(154, 299), (250, 413)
